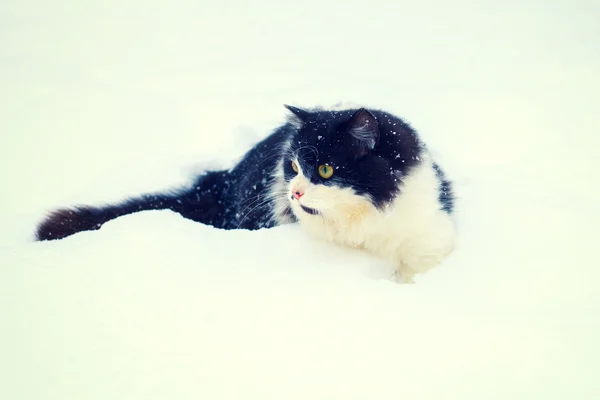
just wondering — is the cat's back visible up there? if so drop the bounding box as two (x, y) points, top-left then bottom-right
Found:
(229, 123), (294, 179)
(223, 122), (295, 228)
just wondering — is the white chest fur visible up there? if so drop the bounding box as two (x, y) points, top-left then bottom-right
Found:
(277, 155), (456, 283)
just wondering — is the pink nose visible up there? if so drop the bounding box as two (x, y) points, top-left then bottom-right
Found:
(292, 190), (304, 200)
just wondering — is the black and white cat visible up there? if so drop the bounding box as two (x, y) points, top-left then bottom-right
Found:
(36, 104), (456, 282)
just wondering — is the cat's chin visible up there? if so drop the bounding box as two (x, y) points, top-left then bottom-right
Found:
(289, 201), (321, 217)
(300, 205), (320, 216)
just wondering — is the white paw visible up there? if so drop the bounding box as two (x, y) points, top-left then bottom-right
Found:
(393, 267), (415, 284)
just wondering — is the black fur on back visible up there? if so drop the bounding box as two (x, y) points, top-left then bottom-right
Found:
(432, 163), (455, 213)
(35, 126), (295, 241)
(35, 105), (454, 241)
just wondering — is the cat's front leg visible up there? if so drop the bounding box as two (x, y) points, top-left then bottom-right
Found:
(393, 266), (416, 284)
(391, 221), (456, 284)
(394, 253), (441, 284)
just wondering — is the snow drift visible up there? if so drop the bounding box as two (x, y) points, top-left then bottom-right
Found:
(1, 0), (599, 399)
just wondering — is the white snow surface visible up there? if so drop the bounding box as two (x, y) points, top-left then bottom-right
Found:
(1, 1), (600, 399)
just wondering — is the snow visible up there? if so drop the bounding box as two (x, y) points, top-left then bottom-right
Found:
(1, 0), (600, 399)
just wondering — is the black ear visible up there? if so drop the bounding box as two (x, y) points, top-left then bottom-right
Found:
(284, 104), (310, 129)
(284, 104), (309, 119)
(346, 108), (379, 157)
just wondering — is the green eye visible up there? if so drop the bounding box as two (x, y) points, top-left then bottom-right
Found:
(318, 164), (334, 179)
(291, 161), (299, 173)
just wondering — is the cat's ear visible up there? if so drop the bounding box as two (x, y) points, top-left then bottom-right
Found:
(346, 108), (379, 158)
(284, 104), (309, 129)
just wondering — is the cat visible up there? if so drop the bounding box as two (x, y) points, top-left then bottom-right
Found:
(35, 104), (456, 283)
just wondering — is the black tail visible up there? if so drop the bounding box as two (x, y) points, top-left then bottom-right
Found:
(35, 170), (230, 241)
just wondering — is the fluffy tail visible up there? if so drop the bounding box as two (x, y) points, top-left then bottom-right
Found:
(35, 171), (228, 241)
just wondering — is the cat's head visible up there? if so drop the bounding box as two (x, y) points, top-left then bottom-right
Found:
(282, 105), (406, 223)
